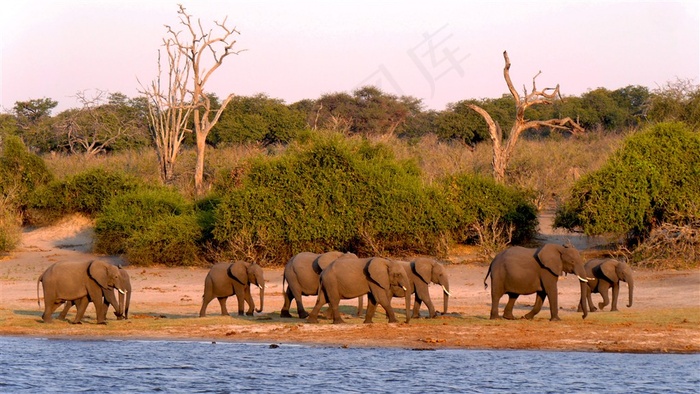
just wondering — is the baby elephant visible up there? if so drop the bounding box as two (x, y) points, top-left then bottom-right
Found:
(199, 261), (265, 317)
(579, 258), (634, 312)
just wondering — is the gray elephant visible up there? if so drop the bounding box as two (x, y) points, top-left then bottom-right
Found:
(57, 267), (131, 321)
(307, 256), (411, 324)
(37, 260), (127, 324)
(281, 251), (358, 318)
(401, 258), (450, 318)
(199, 261), (265, 317)
(579, 258), (634, 312)
(484, 243), (590, 321)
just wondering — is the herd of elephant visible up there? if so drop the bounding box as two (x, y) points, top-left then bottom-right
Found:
(36, 243), (634, 325)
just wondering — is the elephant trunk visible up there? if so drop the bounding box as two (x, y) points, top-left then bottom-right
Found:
(627, 276), (634, 308)
(579, 280), (589, 319)
(118, 290), (126, 318)
(442, 284), (450, 315)
(404, 290), (411, 324)
(255, 283), (265, 313)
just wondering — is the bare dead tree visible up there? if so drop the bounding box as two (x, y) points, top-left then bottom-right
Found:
(469, 51), (584, 183)
(166, 4), (242, 195)
(139, 48), (192, 184)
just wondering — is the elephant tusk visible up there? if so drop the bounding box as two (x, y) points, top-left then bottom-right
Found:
(258, 284), (263, 289)
(401, 286), (407, 291)
(117, 288), (126, 295)
(577, 276), (588, 283)
(442, 286), (451, 297)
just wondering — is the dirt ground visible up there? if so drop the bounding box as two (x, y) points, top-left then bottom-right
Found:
(0, 214), (698, 353)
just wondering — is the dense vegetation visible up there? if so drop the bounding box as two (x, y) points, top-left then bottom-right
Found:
(1, 81), (698, 268)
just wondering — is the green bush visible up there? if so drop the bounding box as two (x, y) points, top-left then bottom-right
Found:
(0, 135), (53, 216)
(555, 122), (700, 240)
(94, 187), (202, 266)
(125, 214), (202, 267)
(212, 132), (538, 265)
(0, 203), (21, 253)
(442, 174), (538, 254)
(28, 168), (142, 224)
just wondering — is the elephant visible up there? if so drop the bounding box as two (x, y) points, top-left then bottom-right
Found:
(400, 258), (450, 318)
(57, 267), (131, 321)
(199, 261), (265, 317)
(37, 260), (127, 324)
(484, 243), (591, 321)
(578, 258), (634, 312)
(307, 256), (411, 324)
(280, 251), (358, 318)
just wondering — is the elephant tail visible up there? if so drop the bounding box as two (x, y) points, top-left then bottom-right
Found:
(483, 264), (492, 290)
(37, 273), (43, 307)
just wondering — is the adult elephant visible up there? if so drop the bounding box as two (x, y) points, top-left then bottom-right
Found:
(484, 243), (590, 321)
(280, 251), (357, 318)
(307, 256), (411, 324)
(199, 261), (265, 317)
(37, 260), (127, 324)
(57, 267), (132, 320)
(400, 258), (450, 318)
(579, 258), (634, 312)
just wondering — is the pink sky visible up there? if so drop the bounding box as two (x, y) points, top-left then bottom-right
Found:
(1, 1), (698, 113)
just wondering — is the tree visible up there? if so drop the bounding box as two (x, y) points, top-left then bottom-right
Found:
(140, 46), (193, 184)
(166, 4), (242, 195)
(468, 51), (584, 183)
(53, 90), (143, 157)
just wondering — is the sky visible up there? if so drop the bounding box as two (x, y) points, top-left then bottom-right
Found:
(1, 1), (698, 113)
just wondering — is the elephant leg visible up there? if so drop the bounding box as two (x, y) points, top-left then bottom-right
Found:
(490, 289), (505, 320)
(58, 301), (74, 320)
(523, 291), (549, 320)
(307, 291), (326, 323)
(374, 292), (397, 323)
(422, 295), (437, 319)
(244, 289), (255, 316)
(598, 283), (611, 310)
(43, 300), (63, 323)
(355, 295), (363, 318)
(411, 295), (422, 319)
(503, 294), (518, 320)
(218, 297), (230, 316)
(363, 294), (378, 324)
(610, 283), (620, 312)
(72, 297), (90, 324)
(199, 293), (215, 317)
(587, 287), (597, 312)
(280, 287), (294, 318)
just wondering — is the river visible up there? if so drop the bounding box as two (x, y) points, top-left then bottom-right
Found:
(1, 336), (698, 393)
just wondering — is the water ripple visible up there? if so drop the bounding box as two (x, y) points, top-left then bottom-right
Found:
(0, 337), (698, 393)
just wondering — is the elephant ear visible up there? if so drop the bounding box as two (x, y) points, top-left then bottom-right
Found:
(412, 258), (432, 285)
(535, 244), (563, 277)
(88, 260), (111, 289)
(367, 258), (390, 290)
(227, 261), (248, 284)
(600, 260), (619, 283)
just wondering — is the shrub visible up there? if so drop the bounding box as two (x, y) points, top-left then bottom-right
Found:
(0, 202), (21, 253)
(442, 174), (538, 257)
(212, 132), (538, 265)
(28, 168), (142, 224)
(555, 122), (700, 242)
(125, 214), (203, 267)
(212, 133), (454, 264)
(0, 135), (53, 217)
(94, 187), (201, 266)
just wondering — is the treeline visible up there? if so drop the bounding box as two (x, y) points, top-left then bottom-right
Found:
(0, 82), (698, 268)
(2, 80), (699, 155)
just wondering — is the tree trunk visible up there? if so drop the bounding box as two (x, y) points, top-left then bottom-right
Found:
(194, 129), (207, 195)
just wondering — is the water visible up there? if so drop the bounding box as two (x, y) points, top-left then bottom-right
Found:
(1, 336), (698, 393)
